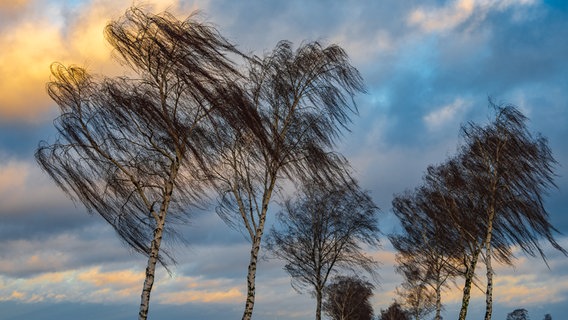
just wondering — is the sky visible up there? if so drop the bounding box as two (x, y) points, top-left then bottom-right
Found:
(1, 0), (567, 319)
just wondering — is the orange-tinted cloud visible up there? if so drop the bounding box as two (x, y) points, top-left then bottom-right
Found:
(0, 19), (64, 122)
(159, 287), (244, 304)
(407, 0), (536, 33)
(155, 274), (245, 304)
(408, 0), (475, 33)
(0, 161), (29, 196)
(0, 0), (202, 122)
(0, 265), (244, 305)
(0, 239), (69, 276)
(0, 266), (142, 303)
(77, 267), (144, 288)
(0, 0), (30, 12)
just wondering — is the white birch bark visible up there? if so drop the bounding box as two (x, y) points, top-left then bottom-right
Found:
(138, 218), (166, 320)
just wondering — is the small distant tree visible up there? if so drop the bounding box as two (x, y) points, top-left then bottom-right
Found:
(395, 274), (436, 320)
(323, 276), (375, 320)
(507, 308), (530, 320)
(266, 178), (380, 320)
(378, 301), (410, 320)
(543, 314), (552, 320)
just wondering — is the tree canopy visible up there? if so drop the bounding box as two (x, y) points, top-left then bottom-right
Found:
(267, 178), (380, 320)
(390, 102), (566, 320)
(323, 276), (375, 320)
(36, 7), (259, 320)
(211, 39), (366, 320)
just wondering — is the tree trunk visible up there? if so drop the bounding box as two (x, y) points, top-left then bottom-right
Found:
(435, 284), (442, 320)
(242, 233), (262, 320)
(484, 245), (494, 320)
(241, 209), (270, 320)
(315, 287), (322, 320)
(138, 217), (166, 320)
(139, 162), (177, 320)
(483, 213), (495, 320)
(241, 179), (275, 320)
(458, 249), (480, 320)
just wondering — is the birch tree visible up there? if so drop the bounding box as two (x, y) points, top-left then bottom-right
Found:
(212, 40), (365, 320)
(391, 187), (464, 320)
(266, 178), (380, 320)
(458, 103), (566, 320)
(36, 7), (256, 320)
(393, 102), (566, 320)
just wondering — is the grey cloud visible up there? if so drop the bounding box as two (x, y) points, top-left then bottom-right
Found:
(202, 0), (424, 54)
(0, 203), (94, 241)
(0, 122), (55, 158)
(0, 223), (137, 278)
(2, 1), (568, 319)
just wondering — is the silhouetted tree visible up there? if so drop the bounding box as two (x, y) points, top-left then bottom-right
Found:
(212, 40), (365, 320)
(543, 314), (552, 320)
(266, 178), (380, 320)
(507, 308), (530, 320)
(378, 301), (410, 320)
(392, 103), (565, 320)
(36, 7), (257, 320)
(391, 188), (462, 320)
(419, 158), (492, 320)
(323, 276), (374, 320)
(394, 270), (436, 320)
(457, 103), (566, 320)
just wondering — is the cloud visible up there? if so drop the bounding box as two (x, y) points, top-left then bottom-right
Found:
(494, 275), (565, 306)
(0, 224), (137, 278)
(0, 160), (29, 198)
(0, 157), (77, 214)
(407, 0), (537, 33)
(491, 241), (568, 307)
(423, 98), (472, 131)
(332, 28), (395, 65)
(0, 0), (29, 10)
(0, 18), (65, 121)
(0, 269), (77, 303)
(158, 281), (244, 304)
(1, 1), (568, 319)
(0, 267), (142, 303)
(0, 265), (245, 305)
(163, 287), (243, 304)
(408, 0), (476, 32)
(0, 0), (204, 122)
(77, 267), (143, 288)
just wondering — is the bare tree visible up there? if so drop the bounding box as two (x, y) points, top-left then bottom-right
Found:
(323, 276), (375, 320)
(391, 188), (462, 320)
(395, 282), (435, 320)
(422, 159), (492, 320)
(266, 178), (380, 320)
(458, 102), (566, 320)
(392, 102), (566, 320)
(36, 7), (256, 320)
(212, 40), (365, 320)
